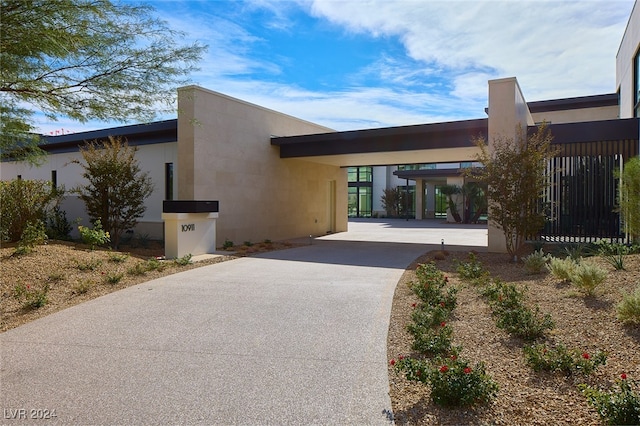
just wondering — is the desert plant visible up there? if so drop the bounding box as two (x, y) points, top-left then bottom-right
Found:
(0, 178), (60, 242)
(47, 272), (65, 283)
(13, 283), (50, 309)
(426, 357), (499, 407)
(127, 263), (147, 276)
(108, 252), (129, 263)
(104, 272), (123, 284)
(45, 205), (73, 241)
(618, 156), (640, 243)
(617, 286), (640, 325)
(223, 239), (234, 250)
(72, 136), (154, 248)
(524, 343), (607, 375)
(13, 220), (47, 255)
(466, 123), (559, 259)
(145, 257), (166, 272)
(523, 249), (551, 274)
(547, 256), (579, 282)
(570, 262), (608, 296)
(579, 375), (640, 425)
(174, 253), (192, 266)
(72, 280), (94, 295)
(76, 258), (103, 271)
(408, 322), (455, 356)
(455, 252), (487, 281)
(595, 241), (630, 271)
(78, 219), (110, 250)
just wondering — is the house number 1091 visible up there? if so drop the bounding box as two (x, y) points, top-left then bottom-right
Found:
(181, 224), (195, 232)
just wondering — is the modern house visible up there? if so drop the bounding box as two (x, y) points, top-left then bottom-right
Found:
(2, 1), (639, 253)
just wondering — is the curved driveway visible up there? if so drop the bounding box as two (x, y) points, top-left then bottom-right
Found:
(0, 220), (486, 425)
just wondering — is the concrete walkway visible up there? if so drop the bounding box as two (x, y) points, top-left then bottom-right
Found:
(0, 220), (486, 425)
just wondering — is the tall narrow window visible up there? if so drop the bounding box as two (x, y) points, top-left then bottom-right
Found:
(17, 175), (21, 180)
(51, 170), (57, 191)
(635, 49), (640, 117)
(165, 163), (174, 200)
(347, 166), (373, 217)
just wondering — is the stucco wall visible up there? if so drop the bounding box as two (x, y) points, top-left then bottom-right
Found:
(617, 1), (640, 119)
(177, 86), (347, 245)
(0, 142), (177, 239)
(531, 105), (619, 124)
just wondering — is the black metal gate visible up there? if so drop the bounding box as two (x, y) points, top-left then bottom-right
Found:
(540, 138), (638, 243)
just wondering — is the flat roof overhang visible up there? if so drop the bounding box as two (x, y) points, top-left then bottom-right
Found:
(271, 118), (487, 167)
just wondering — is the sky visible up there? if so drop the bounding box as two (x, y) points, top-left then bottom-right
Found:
(38, 0), (636, 135)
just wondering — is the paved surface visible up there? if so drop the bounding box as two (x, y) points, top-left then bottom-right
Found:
(0, 220), (486, 425)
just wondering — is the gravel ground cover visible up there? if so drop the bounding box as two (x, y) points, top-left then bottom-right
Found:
(387, 250), (640, 425)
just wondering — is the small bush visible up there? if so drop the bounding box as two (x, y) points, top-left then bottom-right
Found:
(617, 286), (640, 325)
(127, 263), (147, 276)
(104, 272), (123, 284)
(0, 179), (59, 242)
(46, 206), (73, 241)
(13, 220), (47, 255)
(570, 262), (608, 296)
(174, 253), (192, 266)
(76, 258), (103, 271)
(108, 252), (129, 263)
(523, 249), (551, 274)
(579, 376), (640, 425)
(408, 323), (455, 356)
(78, 219), (110, 250)
(524, 343), (607, 375)
(72, 280), (94, 295)
(427, 357), (499, 407)
(547, 256), (578, 282)
(145, 257), (166, 272)
(47, 272), (65, 283)
(223, 239), (234, 250)
(243, 240), (253, 247)
(13, 283), (50, 309)
(455, 252), (487, 281)
(595, 241), (630, 271)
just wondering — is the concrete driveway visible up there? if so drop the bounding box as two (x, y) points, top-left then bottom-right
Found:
(0, 220), (486, 425)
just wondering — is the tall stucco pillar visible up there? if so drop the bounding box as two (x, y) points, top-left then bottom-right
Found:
(425, 182), (436, 219)
(415, 179), (424, 219)
(487, 77), (534, 253)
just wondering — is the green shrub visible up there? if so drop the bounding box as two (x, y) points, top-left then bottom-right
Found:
(45, 206), (73, 241)
(617, 286), (640, 325)
(408, 323), (455, 356)
(524, 343), (607, 375)
(47, 272), (65, 282)
(223, 239), (234, 250)
(127, 263), (147, 276)
(411, 303), (452, 329)
(78, 219), (110, 249)
(570, 262), (608, 296)
(547, 256), (578, 282)
(108, 252), (129, 263)
(595, 241), (630, 271)
(76, 258), (103, 271)
(427, 357), (499, 407)
(73, 280), (94, 294)
(455, 252), (487, 281)
(13, 282), (50, 309)
(579, 376), (640, 425)
(13, 220), (47, 255)
(174, 253), (192, 266)
(0, 179), (59, 242)
(104, 272), (123, 284)
(523, 249), (551, 274)
(145, 257), (166, 272)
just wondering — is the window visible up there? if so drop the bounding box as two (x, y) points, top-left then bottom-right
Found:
(51, 170), (57, 191)
(347, 166), (373, 217)
(165, 163), (174, 200)
(635, 49), (640, 117)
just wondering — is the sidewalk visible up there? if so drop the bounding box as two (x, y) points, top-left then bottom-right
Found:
(0, 220), (487, 424)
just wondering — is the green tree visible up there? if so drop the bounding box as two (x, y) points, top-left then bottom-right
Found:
(0, 0), (205, 164)
(619, 156), (640, 242)
(466, 123), (558, 259)
(72, 136), (153, 248)
(381, 188), (401, 217)
(440, 184), (462, 223)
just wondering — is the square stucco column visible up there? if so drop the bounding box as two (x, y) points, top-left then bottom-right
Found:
(415, 179), (424, 220)
(487, 77), (534, 253)
(162, 200), (219, 259)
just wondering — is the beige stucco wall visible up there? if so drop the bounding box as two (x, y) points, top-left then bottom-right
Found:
(177, 86), (347, 245)
(531, 105), (619, 124)
(617, 1), (640, 119)
(0, 142), (177, 240)
(486, 77), (533, 254)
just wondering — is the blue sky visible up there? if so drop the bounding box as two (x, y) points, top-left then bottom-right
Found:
(38, 0), (635, 135)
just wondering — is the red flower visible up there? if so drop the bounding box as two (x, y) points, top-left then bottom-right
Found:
(101, 271), (105, 275)
(450, 355), (457, 361)
(440, 302), (446, 308)
(26, 284), (31, 289)
(439, 365), (449, 373)
(440, 322), (446, 327)
(398, 355), (405, 360)
(411, 303), (417, 308)
(582, 353), (590, 360)
(621, 373), (627, 380)
(444, 276), (449, 282)
(464, 367), (472, 374)
(416, 370), (422, 376)
(389, 359), (396, 366)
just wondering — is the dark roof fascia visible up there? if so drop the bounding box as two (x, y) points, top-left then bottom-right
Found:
(538, 118), (638, 144)
(272, 118), (487, 158)
(394, 168), (465, 180)
(527, 93), (618, 114)
(40, 119), (177, 154)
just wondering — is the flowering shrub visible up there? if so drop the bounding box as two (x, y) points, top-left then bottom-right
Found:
(524, 344), (607, 375)
(411, 303), (452, 329)
(455, 252), (489, 284)
(482, 279), (554, 341)
(13, 282), (50, 309)
(579, 375), (640, 425)
(392, 355), (498, 407)
(408, 323), (456, 356)
(78, 219), (110, 250)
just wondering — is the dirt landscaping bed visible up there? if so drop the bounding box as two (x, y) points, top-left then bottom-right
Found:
(387, 250), (640, 425)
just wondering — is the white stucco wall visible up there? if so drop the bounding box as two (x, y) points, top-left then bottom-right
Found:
(617, 1), (640, 119)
